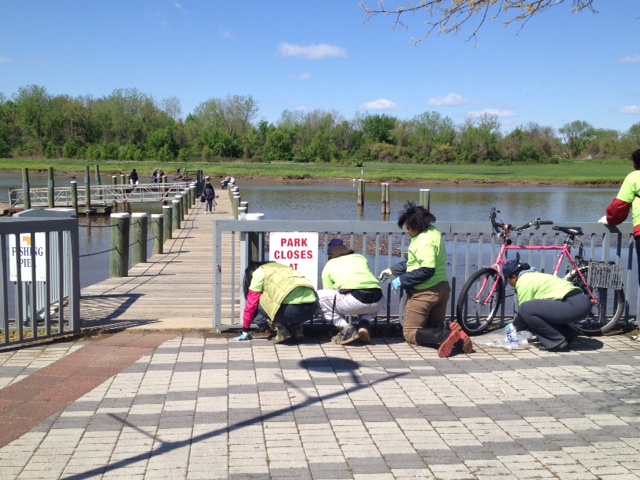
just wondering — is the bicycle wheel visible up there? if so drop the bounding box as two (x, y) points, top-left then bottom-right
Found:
(456, 267), (504, 336)
(568, 267), (625, 335)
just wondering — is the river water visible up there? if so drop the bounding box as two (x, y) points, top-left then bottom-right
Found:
(1, 172), (622, 288)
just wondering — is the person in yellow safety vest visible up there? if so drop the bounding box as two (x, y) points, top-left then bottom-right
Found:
(235, 262), (318, 344)
(317, 238), (385, 345)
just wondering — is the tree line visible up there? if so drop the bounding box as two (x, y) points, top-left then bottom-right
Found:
(0, 85), (639, 166)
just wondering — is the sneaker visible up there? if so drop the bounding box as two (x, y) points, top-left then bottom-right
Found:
(272, 323), (292, 344)
(290, 323), (304, 341)
(357, 320), (372, 343)
(437, 329), (461, 358)
(332, 325), (359, 345)
(449, 322), (474, 354)
(538, 340), (569, 352)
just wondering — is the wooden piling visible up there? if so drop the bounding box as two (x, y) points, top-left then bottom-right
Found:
(172, 199), (181, 231)
(358, 179), (365, 206)
(131, 213), (148, 266)
(381, 183), (390, 216)
(152, 214), (163, 255)
(84, 165), (92, 211)
(163, 205), (172, 242)
(22, 168), (31, 210)
(420, 189), (431, 211)
(94, 165), (101, 185)
(110, 213), (130, 278)
(70, 181), (78, 214)
(47, 167), (55, 208)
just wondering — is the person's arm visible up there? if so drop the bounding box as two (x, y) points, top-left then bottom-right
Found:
(606, 198), (632, 226)
(242, 290), (261, 332)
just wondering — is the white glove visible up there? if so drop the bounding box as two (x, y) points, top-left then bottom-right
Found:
(378, 268), (392, 282)
(598, 215), (608, 225)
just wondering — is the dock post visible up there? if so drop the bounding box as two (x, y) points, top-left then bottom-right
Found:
(131, 213), (148, 266)
(381, 183), (390, 217)
(163, 205), (173, 241)
(110, 213), (130, 278)
(358, 179), (366, 206)
(47, 167), (55, 208)
(84, 165), (92, 211)
(181, 191), (188, 216)
(172, 199), (181, 231)
(152, 214), (163, 255)
(70, 181), (78, 214)
(174, 195), (183, 224)
(22, 168), (31, 210)
(420, 189), (430, 211)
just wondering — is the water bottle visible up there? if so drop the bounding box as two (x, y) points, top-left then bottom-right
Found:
(504, 324), (533, 344)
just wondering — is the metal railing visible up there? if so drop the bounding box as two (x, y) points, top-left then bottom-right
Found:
(0, 217), (81, 347)
(9, 183), (189, 207)
(212, 219), (638, 332)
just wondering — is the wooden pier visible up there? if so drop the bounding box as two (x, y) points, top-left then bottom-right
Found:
(79, 190), (241, 331)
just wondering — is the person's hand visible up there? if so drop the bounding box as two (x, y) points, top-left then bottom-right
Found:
(598, 215), (608, 225)
(378, 268), (392, 281)
(391, 277), (401, 291)
(234, 332), (251, 341)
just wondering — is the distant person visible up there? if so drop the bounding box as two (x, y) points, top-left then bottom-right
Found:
(317, 238), (384, 344)
(379, 201), (473, 358)
(502, 260), (590, 351)
(203, 180), (216, 213)
(151, 168), (158, 184)
(235, 262), (318, 344)
(601, 148), (640, 283)
(130, 169), (139, 186)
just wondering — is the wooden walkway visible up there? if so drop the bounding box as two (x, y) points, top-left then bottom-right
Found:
(79, 191), (241, 332)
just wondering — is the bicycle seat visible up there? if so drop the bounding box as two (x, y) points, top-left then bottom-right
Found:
(552, 226), (583, 236)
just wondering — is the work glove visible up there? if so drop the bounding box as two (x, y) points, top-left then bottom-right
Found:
(378, 268), (392, 282)
(391, 277), (401, 291)
(234, 332), (251, 341)
(598, 215), (608, 225)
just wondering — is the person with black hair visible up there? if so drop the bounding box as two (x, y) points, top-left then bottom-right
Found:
(601, 149), (640, 284)
(317, 238), (384, 345)
(379, 201), (473, 358)
(203, 180), (216, 213)
(130, 169), (139, 186)
(502, 260), (591, 351)
(235, 261), (318, 344)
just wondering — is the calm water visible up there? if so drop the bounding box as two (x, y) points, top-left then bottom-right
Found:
(1, 172), (621, 288)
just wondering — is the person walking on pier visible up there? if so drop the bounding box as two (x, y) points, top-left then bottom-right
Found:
(130, 169), (139, 186)
(317, 238), (384, 344)
(379, 201), (473, 358)
(203, 180), (216, 213)
(236, 261), (318, 344)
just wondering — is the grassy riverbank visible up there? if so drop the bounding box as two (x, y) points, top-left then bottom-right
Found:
(0, 157), (633, 187)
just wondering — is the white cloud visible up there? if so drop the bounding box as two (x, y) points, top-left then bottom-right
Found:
(294, 105), (313, 112)
(619, 106), (640, 114)
(278, 42), (347, 60)
(620, 55), (640, 64)
(428, 93), (470, 107)
(220, 30), (233, 40)
(467, 108), (516, 119)
(0, 56), (11, 63)
(360, 98), (399, 111)
(288, 72), (311, 81)
(174, 2), (187, 14)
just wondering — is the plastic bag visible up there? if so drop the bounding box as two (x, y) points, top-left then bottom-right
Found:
(476, 324), (533, 350)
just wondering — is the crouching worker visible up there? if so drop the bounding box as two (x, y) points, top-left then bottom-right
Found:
(317, 238), (385, 345)
(503, 260), (590, 352)
(235, 261), (318, 344)
(379, 201), (473, 358)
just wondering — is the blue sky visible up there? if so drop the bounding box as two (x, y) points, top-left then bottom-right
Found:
(0, 1), (638, 134)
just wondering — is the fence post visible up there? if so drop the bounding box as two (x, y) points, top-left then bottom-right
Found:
(47, 167), (55, 208)
(152, 214), (163, 255)
(22, 168), (31, 210)
(163, 204), (173, 241)
(131, 212), (148, 266)
(110, 213), (130, 278)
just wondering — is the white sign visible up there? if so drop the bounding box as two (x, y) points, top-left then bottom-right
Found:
(9, 233), (47, 282)
(269, 232), (319, 289)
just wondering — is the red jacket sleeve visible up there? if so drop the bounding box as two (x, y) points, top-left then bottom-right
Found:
(606, 198), (632, 226)
(242, 290), (261, 331)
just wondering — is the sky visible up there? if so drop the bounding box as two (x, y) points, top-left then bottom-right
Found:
(0, 1), (639, 134)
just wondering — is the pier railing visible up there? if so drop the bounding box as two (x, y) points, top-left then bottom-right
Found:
(212, 219), (638, 331)
(0, 215), (81, 347)
(9, 183), (188, 208)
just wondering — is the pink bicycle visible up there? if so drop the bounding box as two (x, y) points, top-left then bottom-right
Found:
(456, 208), (625, 336)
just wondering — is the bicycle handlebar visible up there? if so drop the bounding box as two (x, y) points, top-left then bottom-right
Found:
(490, 208), (553, 234)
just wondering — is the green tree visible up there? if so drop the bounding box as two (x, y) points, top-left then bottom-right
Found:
(559, 120), (596, 158)
(456, 114), (502, 163)
(362, 114), (396, 144)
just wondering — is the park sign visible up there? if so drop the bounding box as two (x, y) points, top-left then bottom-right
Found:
(9, 232), (47, 282)
(269, 232), (319, 289)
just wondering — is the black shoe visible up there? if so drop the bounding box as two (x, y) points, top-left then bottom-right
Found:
(332, 325), (359, 345)
(357, 320), (372, 343)
(538, 340), (570, 352)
